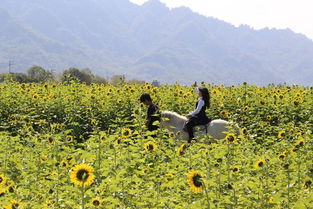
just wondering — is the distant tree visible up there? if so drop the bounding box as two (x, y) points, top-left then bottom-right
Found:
(92, 75), (108, 85)
(0, 73), (33, 83)
(111, 75), (125, 86)
(12, 73), (32, 83)
(62, 68), (93, 84)
(128, 79), (146, 85)
(27, 65), (52, 82)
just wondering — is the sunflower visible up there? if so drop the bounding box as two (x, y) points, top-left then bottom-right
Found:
(40, 154), (48, 161)
(241, 115), (248, 121)
(121, 128), (132, 138)
(237, 98), (242, 105)
(3, 200), (23, 209)
(268, 196), (276, 204)
(177, 144), (187, 156)
(255, 159), (265, 169)
(243, 106), (249, 112)
(277, 152), (287, 161)
(266, 115), (272, 121)
(293, 100), (300, 106)
(289, 128), (295, 135)
(45, 135), (54, 144)
(226, 133), (237, 144)
(0, 187), (8, 197)
(169, 132), (175, 138)
(61, 160), (68, 168)
(70, 163), (95, 187)
(240, 128), (247, 136)
(44, 200), (53, 207)
(278, 130), (286, 138)
(144, 141), (157, 152)
(187, 170), (205, 193)
(90, 198), (103, 208)
(259, 100), (265, 106)
(66, 135), (73, 143)
(220, 110), (229, 117)
(114, 137), (122, 145)
(232, 166), (240, 172)
(167, 173), (174, 178)
(295, 138), (305, 147)
(0, 173), (7, 186)
(99, 131), (107, 141)
(303, 179), (312, 189)
(26, 126), (34, 133)
(32, 94), (38, 99)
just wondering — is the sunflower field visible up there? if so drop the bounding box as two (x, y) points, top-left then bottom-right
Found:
(0, 81), (312, 209)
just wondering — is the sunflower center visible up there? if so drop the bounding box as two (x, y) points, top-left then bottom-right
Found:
(305, 180), (312, 187)
(258, 161), (264, 167)
(0, 177), (3, 183)
(93, 200), (100, 206)
(192, 174), (203, 187)
(12, 203), (19, 209)
(48, 137), (53, 143)
(279, 155), (285, 159)
(228, 135), (235, 142)
(76, 169), (89, 181)
(147, 144), (154, 151)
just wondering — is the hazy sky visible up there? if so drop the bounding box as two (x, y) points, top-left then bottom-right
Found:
(130, 0), (313, 40)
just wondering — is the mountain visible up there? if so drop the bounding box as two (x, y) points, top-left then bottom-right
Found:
(0, 0), (313, 85)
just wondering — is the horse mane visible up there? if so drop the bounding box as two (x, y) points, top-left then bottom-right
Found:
(161, 111), (187, 121)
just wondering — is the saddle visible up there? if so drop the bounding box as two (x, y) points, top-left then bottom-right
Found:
(189, 116), (212, 134)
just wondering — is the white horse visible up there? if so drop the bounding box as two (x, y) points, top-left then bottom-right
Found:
(160, 111), (239, 142)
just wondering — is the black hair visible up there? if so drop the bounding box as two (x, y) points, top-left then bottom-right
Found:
(140, 93), (152, 102)
(199, 87), (210, 108)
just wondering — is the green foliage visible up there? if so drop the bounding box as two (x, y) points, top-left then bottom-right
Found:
(27, 65), (53, 83)
(0, 82), (312, 208)
(61, 68), (93, 84)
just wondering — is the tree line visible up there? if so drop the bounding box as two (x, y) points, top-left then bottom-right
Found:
(0, 66), (146, 85)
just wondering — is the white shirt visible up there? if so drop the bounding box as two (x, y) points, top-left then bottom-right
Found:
(188, 87), (205, 116)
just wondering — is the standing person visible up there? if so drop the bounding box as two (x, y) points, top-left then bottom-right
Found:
(140, 93), (160, 132)
(184, 82), (211, 143)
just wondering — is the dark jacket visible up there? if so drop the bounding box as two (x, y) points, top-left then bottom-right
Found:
(147, 103), (160, 131)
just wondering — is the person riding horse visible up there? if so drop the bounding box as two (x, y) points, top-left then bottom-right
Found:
(184, 82), (211, 143)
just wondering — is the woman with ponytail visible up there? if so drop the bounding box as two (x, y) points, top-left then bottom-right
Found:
(184, 82), (211, 143)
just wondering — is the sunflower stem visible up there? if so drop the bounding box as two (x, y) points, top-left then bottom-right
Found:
(203, 181), (210, 209)
(287, 166), (290, 209)
(217, 168), (221, 199)
(188, 145), (192, 168)
(56, 164), (60, 208)
(81, 184), (85, 209)
(97, 133), (101, 178)
(227, 143), (231, 184)
(297, 158), (301, 190)
(114, 145), (117, 172)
